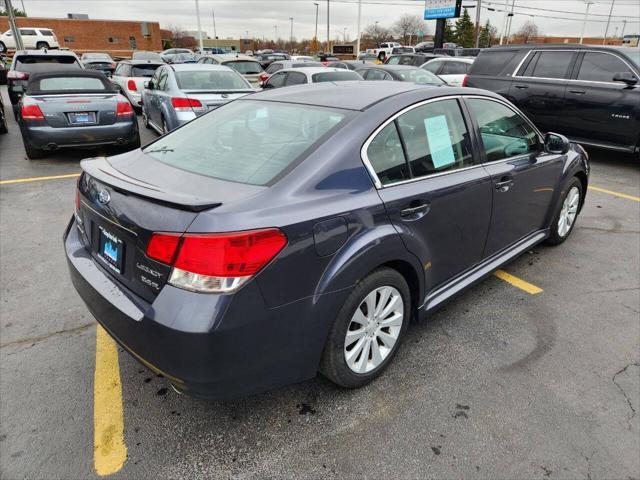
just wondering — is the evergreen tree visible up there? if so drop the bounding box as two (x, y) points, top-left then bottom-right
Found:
(0, 6), (27, 16)
(478, 19), (496, 48)
(443, 19), (456, 43)
(454, 8), (475, 47)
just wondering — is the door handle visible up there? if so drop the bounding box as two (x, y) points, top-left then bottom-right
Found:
(568, 89), (586, 95)
(400, 201), (430, 219)
(514, 84), (529, 90)
(495, 176), (514, 193)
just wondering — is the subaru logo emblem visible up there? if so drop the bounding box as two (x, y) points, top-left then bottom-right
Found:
(98, 189), (111, 205)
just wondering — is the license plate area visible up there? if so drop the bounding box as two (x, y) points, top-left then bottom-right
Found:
(97, 225), (125, 274)
(68, 112), (97, 125)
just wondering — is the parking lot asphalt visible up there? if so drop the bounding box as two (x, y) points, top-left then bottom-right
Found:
(1, 85), (639, 480)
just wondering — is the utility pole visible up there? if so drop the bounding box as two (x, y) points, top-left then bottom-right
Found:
(326, 0), (330, 52)
(499, 0), (509, 45)
(504, 0), (515, 45)
(194, 0), (204, 53)
(434, 19), (445, 49)
(620, 19), (627, 39)
(5, 0), (24, 51)
(212, 9), (218, 50)
(314, 2), (319, 52)
(602, 0), (615, 45)
(289, 17), (294, 52)
(356, 0), (362, 56)
(474, 0), (482, 48)
(19, 0), (26, 16)
(343, 27), (347, 42)
(579, 0), (594, 44)
(274, 25), (278, 47)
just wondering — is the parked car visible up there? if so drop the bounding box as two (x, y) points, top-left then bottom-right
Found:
(165, 52), (198, 64)
(65, 81), (589, 399)
(131, 51), (164, 62)
(259, 60), (324, 84)
(161, 48), (194, 62)
(141, 64), (254, 133)
(327, 60), (370, 70)
(110, 59), (164, 110)
(7, 50), (82, 117)
(421, 57), (474, 86)
(0, 27), (60, 53)
(81, 52), (117, 77)
(291, 55), (315, 62)
(354, 64), (444, 85)
(366, 41), (402, 61)
(262, 67), (362, 89)
(197, 54), (264, 88)
(255, 52), (290, 69)
(357, 52), (380, 63)
(391, 46), (415, 55)
(17, 70), (139, 159)
(315, 53), (340, 65)
(386, 53), (443, 67)
(0, 94), (8, 134)
(0, 55), (7, 85)
(466, 44), (640, 155)
(414, 41), (435, 53)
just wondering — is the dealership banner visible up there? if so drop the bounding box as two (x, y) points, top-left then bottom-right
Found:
(424, 0), (463, 19)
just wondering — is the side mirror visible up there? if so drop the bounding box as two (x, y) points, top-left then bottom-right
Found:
(544, 132), (570, 155)
(612, 72), (638, 86)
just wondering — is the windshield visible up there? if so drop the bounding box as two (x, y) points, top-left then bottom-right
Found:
(175, 70), (251, 90)
(394, 68), (444, 85)
(83, 53), (112, 61)
(15, 55), (81, 73)
(143, 100), (348, 185)
(131, 64), (162, 77)
(223, 60), (264, 74)
(614, 48), (640, 67)
(312, 71), (362, 83)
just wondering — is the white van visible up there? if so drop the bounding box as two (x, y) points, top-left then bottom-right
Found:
(0, 28), (60, 53)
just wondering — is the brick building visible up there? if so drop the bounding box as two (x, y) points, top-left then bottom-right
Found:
(0, 16), (162, 57)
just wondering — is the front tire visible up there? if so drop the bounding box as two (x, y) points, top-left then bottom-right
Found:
(546, 177), (582, 245)
(0, 42), (6, 53)
(35, 41), (49, 50)
(320, 267), (410, 388)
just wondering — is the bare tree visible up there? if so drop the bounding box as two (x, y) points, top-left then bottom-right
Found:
(513, 20), (539, 44)
(393, 14), (423, 45)
(362, 23), (392, 48)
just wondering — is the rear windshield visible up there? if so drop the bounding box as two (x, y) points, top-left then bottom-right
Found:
(394, 68), (444, 84)
(143, 100), (349, 185)
(175, 70), (250, 90)
(131, 64), (161, 77)
(469, 50), (520, 75)
(40, 77), (107, 91)
(14, 55), (81, 73)
(223, 60), (263, 74)
(83, 53), (112, 61)
(312, 71), (362, 83)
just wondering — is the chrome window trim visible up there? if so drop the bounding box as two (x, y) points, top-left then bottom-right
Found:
(512, 49), (639, 86)
(360, 94), (543, 190)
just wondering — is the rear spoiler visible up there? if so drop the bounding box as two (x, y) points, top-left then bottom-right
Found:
(81, 157), (222, 212)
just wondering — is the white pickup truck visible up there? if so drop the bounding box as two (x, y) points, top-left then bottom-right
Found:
(366, 42), (401, 61)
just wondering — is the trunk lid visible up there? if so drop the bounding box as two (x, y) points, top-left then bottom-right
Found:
(33, 94), (119, 127)
(182, 90), (253, 111)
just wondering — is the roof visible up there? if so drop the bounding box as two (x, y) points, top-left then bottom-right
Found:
(169, 63), (233, 72)
(120, 59), (165, 65)
(278, 67), (343, 75)
(355, 64), (420, 70)
(206, 54), (257, 62)
(488, 43), (622, 52)
(26, 70), (115, 95)
(246, 81), (445, 111)
(15, 49), (77, 57)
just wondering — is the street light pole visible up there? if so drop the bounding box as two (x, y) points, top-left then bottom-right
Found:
(194, 0), (204, 53)
(620, 19), (627, 39)
(498, 0), (509, 45)
(602, 0), (615, 45)
(212, 9), (218, 50)
(504, 0), (515, 45)
(289, 17), (294, 52)
(579, 0), (594, 44)
(314, 2), (319, 52)
(274, 25), (278, 47)
(326, 0), (330, 52)
(5, 0), (24, 50)
(474, 0), (482, 48)
(356, 0), (362, 56)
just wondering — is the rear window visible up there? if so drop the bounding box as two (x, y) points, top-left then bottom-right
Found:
(394, 68), (444, 84)
(131, 64), (161, 77)
(312, 71), (362, 83)
(223, 60), (263, 74)
(83, 53), (112, 61)
(39, 30), (54, 36)
(143, 100), (349, 186)
(175, 70), (250, 90)
(27, 75), (113, 94)
(14, 55), (81, 73)
(469, 50), (520, 76)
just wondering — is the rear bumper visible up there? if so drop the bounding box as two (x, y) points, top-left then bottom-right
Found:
(64, 218), (346, 399)
(24, 120), (138, 150)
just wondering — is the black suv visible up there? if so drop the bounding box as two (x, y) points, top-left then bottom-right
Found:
(467, 45), (640, 155)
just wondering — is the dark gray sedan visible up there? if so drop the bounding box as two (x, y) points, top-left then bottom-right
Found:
(18, 70), (140, 159)
(355, 64), (445, 85)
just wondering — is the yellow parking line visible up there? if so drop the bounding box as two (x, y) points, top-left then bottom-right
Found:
(0, 173), (80, 185)
(589, 186), (640, 203)
(494, 270), (543, 295)
(94, 326), (127, 476)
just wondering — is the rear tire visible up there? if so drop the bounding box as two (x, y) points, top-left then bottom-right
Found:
(0, 42), (6, 53)
(377, 52), (386, 62)
(35, 41), (49, 50)
(546, 177), (582, 245)
(23, 139), (44, 160)
(320, 267), (410, 388)
(141, 108), (152, 129)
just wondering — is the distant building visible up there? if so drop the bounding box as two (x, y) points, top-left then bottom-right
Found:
(0, 16), (162, 57)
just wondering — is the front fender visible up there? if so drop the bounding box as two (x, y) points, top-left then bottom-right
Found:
(544, 146), (589, 227)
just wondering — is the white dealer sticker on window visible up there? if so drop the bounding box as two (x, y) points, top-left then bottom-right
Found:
(424, 115), (455, 169)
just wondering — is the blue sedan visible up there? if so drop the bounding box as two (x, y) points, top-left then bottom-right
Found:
(141, 63), (255, 134)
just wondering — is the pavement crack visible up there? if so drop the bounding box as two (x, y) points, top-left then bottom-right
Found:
(0, 322), (95, 350)
(612, 362), (640, 430)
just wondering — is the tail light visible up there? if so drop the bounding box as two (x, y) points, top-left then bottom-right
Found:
(7, 71), (29, 80)
(461, 74), (469, 87)
(171, 97), (203, 112)
(146, 228), (287, 293)
(259, 73), (269, 82)
(127, 79), (137, 91)
(21, 104), (45, 120)
(116, 101), (134, 117)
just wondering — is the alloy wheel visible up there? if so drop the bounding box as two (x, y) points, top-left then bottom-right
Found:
(344, 286), (404, 374)
(558, 186), (580, 237)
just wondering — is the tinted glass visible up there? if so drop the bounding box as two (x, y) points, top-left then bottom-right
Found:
(83, 53), (112, 61)
(394, 68), (444, 84)
(469, 50), (519, 75)
(144, 100), (347, 185)
(20, 29), (36, 35)
(266, 72), (286, 88)
(14, 55), (81, 73)
(131, 64), (161, 77)
(577, 52), (633, 82)
(440, 61), (469, 75)
(422, 61), (441, 73)
(397, 99), (474, 178)
(224, 61), (263, 74)
(467, 99), (539, 162)
(530, 51), (574, 79)
(312, 71), (362, 83)
(386, 56), (401, 65)
(266, 63), (282, 73)
(40, 30), (54, 36)
(365, 69), (390, 81)
(366, 123), (409, 185)
(175, 70), (249, 90)
(132, 52), (163, 61)
(285, 72), (307, 86)
(39, 77), (107, 91)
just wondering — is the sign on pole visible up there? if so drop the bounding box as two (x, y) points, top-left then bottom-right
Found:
(424, 0), (463, 20)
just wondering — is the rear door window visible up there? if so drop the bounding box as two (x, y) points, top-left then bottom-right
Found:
(366, 69), (391, 81)
(285, 71), (307, 86)
(577, 52), (634, 83)
(39, 30), (54, 37)
(20, 29), (36, 36)
(440, 61), (469, 75)
(312, 71), (362, 83)
(526, 51), (574, 79)
(366, 123), (409, 185)
(131, 64), (161, 77)
(266, 72), (286, 88)
(266, 63), (282, 74)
